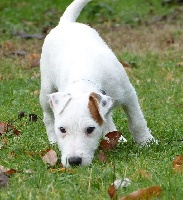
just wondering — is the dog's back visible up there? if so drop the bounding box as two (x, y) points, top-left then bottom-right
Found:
(40, 0), (126, 93)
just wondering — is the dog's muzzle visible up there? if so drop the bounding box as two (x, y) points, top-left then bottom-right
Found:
(68, 156), (82, 166)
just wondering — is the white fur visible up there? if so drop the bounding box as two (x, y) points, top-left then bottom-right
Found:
(40, 0), (155, 167)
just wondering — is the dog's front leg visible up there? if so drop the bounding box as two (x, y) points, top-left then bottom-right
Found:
(122, 87), (154, 145)
(40, 91), (57, 144)
(43, 110), (57, 144)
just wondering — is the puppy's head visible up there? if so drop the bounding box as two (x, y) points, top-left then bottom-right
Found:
(49, 92), (113, 167)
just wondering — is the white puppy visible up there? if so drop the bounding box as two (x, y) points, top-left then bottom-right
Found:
(40, 0), (155, 167)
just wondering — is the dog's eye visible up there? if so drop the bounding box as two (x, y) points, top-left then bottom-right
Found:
(86, 127), (95, 134)
(59, 127), (66, 133)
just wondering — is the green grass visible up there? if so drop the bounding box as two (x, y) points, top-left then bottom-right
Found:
(0, 0), (183, 199)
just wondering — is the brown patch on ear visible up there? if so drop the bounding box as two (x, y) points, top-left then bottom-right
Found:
(88, 93), (103, 125)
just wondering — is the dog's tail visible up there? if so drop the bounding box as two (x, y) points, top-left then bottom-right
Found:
(59, 0), (91, 24)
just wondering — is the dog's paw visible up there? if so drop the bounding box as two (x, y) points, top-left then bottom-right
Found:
(139, 137), (158, 147)
(118, 135), (127, 143)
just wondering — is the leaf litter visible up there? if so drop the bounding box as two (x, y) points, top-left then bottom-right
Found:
(99, 131), (123, 150)
(172, 155), (183, 172)
(0, 111), (181, 196)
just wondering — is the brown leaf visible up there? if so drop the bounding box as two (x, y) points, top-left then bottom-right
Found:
(0, 122), (8, 135)
(26, 53), (40, 68)
(0, 172), (9, 188)
(2, 40), (14, 51)
(11, 125), (20, 136)
(172, 155), (183, 172)
(42, 149), (58, 166)
(98, 150), (108, 163)
(4, 169), (17, 175)
(13, 129), (21, 136)
(0, 165), (17, 175)
(0, 138), (8, 149)
(0, 122), (20, 136)
(119, 186), (162, 200)
(108, 184), (118, 200)
(99, 131), (122, 150)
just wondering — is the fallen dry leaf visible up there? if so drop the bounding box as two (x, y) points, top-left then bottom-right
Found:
(99, 131), (122, 150)
(172, 155), (183, 172)
(2, 40), (14, 51)
(42, 149), (58, 166)
(4, 169), (17, 175)
(108, 184), (118, 200)
(0, 122), (20, 136)
(0, 138), (8, 149)
(0, 172), (9, 188)
(98, 150), (108, 163)
(0, 122), (8, 135)
(26, 53), (40, 68)
(0, 165), (17, 175)
(119, 185), (162, 200)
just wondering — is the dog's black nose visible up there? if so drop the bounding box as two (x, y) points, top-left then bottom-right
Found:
(68, 156), (82, 166)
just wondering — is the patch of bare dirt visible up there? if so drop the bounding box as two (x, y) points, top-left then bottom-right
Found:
(97, 24), (183, 54)
(96, 23), (183, 56)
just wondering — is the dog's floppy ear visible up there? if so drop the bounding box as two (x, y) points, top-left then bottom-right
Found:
(49, 92), (71, 114)
(88, 92), (113, 125)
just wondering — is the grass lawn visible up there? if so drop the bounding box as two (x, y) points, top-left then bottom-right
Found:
(0, 0), (183, 199)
